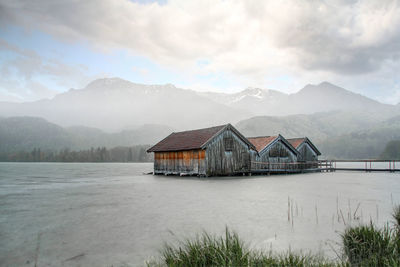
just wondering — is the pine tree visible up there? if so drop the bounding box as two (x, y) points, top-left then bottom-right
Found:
(128, 148), (133, 162)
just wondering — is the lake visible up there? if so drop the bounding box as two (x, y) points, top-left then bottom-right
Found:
(1, 162), (399, 266)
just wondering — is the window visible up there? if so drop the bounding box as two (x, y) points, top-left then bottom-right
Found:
(269, 144), (288, 157)
(269, 147), (279, 157)
(280, 149), (288, 157)
(224, 137), (233, 151)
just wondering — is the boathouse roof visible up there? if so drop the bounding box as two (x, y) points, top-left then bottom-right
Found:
(247, 136), (278, 152)
(287, 138), (305, 149)
(247, 135), (299, 155)
(287, 137), (321, 155)
(147, 124), (256, 152)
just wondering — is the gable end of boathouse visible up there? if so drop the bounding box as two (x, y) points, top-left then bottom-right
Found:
(147, 124), (257, 176)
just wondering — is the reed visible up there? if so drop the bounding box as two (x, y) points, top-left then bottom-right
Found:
(148, 206), (400, 267)
(341, 205), (400, 266)
(341, 223), (396, 266)
(147, 227), (335, 267)
(155, 228), (250, 266)
(393, 205), (400, 230)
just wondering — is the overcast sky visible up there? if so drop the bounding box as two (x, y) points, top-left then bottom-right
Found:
(0, 0), (399, 103)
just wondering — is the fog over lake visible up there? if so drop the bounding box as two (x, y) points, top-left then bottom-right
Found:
(1, 163), (399, 266)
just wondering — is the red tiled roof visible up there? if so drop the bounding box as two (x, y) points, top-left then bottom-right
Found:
(287, 137), (321, 155)
(287, 138), (306, 149)
(247, 136), (278, 152)
(147, 125), (227, 152)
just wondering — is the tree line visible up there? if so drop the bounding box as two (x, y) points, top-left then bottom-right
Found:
(380, 140), (400, 160)
(0, 145), (153, 162)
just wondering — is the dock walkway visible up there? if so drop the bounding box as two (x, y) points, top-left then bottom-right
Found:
(318, 159), (400, 173)
(247, 160), (400, 174)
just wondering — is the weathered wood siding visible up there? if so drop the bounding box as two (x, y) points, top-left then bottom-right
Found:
(205, 128), (252, 176)
(297, 143), (318, 162)
(154, 149), (206, 175)
(254, 140), (297, 170)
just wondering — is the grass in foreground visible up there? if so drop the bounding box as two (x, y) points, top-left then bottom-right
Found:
(341, 223), (399, 266)
(148, 206), (400, 266)
(147, 228), (336, 266)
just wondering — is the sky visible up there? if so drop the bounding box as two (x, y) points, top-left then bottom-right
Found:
(0, 0), (399, 104)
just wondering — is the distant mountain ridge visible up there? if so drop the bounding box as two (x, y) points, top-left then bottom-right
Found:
(235, 112), (400, 159)
(0, 116), (173, 153)
(317, 115), (400, 159)
(2, 78), (400, 159)
(3, 112), (400, 159)
(0, 78), (250, 131)
(235, 110), (384, 143)
(0, 78), (398, 131)
(201, 81), (396, 117)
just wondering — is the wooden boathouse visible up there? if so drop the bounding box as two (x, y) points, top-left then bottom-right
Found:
(147, 124), (322, 176)
(247, 135), (299, 172)
(287, 137), (321, 162)
(147, 124), (257, 176)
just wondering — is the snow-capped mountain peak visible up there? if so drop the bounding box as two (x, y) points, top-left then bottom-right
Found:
(241, 87), (265, 99)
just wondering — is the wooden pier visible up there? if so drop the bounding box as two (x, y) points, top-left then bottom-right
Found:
(249, 161), (320, 174)
(318, 159), (400, 172)
(247, 160), (400, 175)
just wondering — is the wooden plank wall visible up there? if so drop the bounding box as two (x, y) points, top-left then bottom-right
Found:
(297, 143), (318, 162)
(205, 128), (252, 176)
(154, 150), (206, 175)
(254, 140), (297, 170)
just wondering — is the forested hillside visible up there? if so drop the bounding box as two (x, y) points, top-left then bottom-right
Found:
(2, 78), (400, 160)
(4, 111), (400, 161)
(380, 140), (400, 160)
(0, 145), (152, 162)
(237, 113), (400, 159)
(0, 116), (171, 153)
(317, 116), (400, 159)
(1, 78), (398, 131)
(0, 116), (165, 162)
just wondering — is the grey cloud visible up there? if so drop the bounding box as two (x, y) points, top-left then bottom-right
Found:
(0, 75), (56, 102)
(0, 39), (97, 101)
(268, 0), (400, 74)
(0, 0), (399, 78)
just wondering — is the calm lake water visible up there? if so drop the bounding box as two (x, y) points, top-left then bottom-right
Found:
(1, 162), (400, 266)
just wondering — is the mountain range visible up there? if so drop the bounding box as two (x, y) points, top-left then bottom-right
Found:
(0, 116), (172, 153)
(2, 112), (400, 159)
(200, 81), (397, 118)
(0, 78), (248, 131)
(2, 77), (400, 159)
(1, 78), (398, 132)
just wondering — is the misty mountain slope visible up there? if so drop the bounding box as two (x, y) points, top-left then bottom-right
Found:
(236, 112), (400, 159)
(0, 117), (73, 152)
(286, 82), (395, 115)
(66, 124), (174, 148)
(319, 127), (400, 159)
(235, 110), (385, 142)
(3, 112), (400, 159)
(200, 82), (398, 117)
(0, 78), (251, 131)
(236, 115), (324, 140)
(316, 115), (400, 159)
(1, 78), (398, 132)
(0, 117), (173, 153)
(380, 140), (400, 160)
(199, 87), (288, 115)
